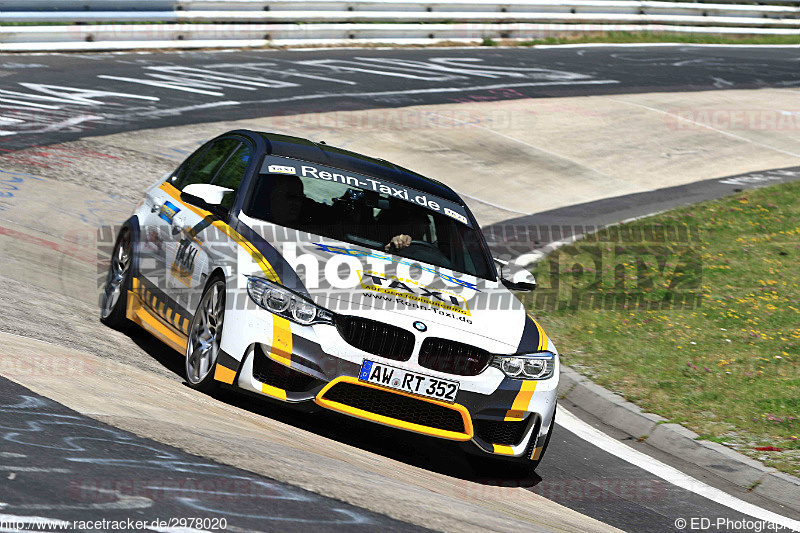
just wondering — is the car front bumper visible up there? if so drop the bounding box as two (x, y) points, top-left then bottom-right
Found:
(217, 305), (558, 459)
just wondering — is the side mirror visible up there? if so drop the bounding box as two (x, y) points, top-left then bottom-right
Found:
(494, 257), (537, 292)
(180, 183), (234, 219)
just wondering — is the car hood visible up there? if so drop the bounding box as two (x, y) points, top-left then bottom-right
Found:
(241, 221), (526, 350)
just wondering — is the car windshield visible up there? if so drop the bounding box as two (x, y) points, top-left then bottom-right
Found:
(246, 172), (494, 280)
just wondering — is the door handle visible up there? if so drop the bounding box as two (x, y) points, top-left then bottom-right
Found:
(151, 196), (164, 213)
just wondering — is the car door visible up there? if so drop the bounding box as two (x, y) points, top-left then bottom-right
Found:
(137, 141), (214, 315)
(165, 137), (252, 315)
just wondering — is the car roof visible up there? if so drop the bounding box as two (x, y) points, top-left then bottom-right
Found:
(232, 129), (464, 204)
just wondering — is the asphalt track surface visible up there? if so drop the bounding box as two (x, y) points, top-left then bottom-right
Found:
(2, 46), (800, 532)
(484, 164), (800, 253)
(2, 45), (800, 149)
(0, 375), (425, 533)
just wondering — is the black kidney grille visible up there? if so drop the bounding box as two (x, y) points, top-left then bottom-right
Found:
(322, 382), (466, 434)
(418, 338), (492, 376)
(474, 418), (529, 446)
(336, 316), (414, 361)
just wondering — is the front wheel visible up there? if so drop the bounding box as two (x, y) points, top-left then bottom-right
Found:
(185, 278), (226, 393)
(100, 227), (132, 330)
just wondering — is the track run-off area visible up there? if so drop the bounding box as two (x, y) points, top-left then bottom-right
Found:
(1, 45), (800, 532)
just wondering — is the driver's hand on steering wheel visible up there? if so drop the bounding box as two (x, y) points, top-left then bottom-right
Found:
(385, 234), (412, 251)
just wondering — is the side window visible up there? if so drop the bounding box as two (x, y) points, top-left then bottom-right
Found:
(170, 143), (210, 187)
(173, 138), (241, 190)
(212, 143), (251, 209)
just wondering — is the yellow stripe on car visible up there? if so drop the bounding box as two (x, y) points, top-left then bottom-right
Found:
(504, 410), (526, 422)
(126, 185), (292, 373)
(492, 444), (515, 455)
(528, 313), (549, 351)
(159, 182), (281, 283)
(213, 364), (236, 385)
(315, 376), (474, 442)
(126, 282), (187, 354)
(269, 316), (293, 367)
(261, 382), (288, 401)
(505, 381), (537, 421)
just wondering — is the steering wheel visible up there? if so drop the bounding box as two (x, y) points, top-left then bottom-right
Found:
(392, 240), (450, 265)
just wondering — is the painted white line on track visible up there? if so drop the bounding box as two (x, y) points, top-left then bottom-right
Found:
(459, 191), (530, 215)
(557, 406), (800, 531)
(98, 75), (226, 97)
(0, 466), (71, 473)
(246, 78), (621, 106)
(0, 98), (60, 110)
(114, 101), (241, 121)
(0, 513), (70, 527)
(511, 209), (670, 267)
(102, 80), (619, 141)
(533, 43), (800, 49)
(39, 115), (103, 134)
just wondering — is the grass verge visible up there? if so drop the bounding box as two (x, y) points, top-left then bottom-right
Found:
(527, 180), (800, 477)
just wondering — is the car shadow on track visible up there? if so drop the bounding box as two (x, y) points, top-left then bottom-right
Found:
(119, 326), (546, 488)
(219, 388), (546, 488)
(122, 325), (187, 378)
(222, 388), (545, 485)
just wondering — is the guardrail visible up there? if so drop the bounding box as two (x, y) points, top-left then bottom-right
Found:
(4, 4), (800, 24)
(2, 0), (798, 8)
(2, 0), (800, 52)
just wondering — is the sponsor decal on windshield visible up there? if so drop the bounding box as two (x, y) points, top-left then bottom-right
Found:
(312, 242), (480, 291)
(358, 270), (471, 316)
(443, 207), (468, 225)
(261, 156), (471, 226)
(267, 164), (296, 174)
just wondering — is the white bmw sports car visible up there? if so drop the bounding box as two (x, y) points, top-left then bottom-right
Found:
(101, 130), (558, 471)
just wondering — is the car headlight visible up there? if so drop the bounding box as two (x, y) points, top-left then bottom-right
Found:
(246, 276), (334, 326)
(490, 351), (555, 380)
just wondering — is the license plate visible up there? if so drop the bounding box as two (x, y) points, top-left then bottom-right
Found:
(358, 360), (460, 403)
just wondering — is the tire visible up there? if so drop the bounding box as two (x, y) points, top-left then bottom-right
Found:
(185, 277), (226, 394)
(100, 227), (133, 330)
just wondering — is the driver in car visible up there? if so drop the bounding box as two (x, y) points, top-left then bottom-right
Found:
(375, 198), (430, 252)
(385, 234), (412, 251)
(258, 174), (423, 251)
